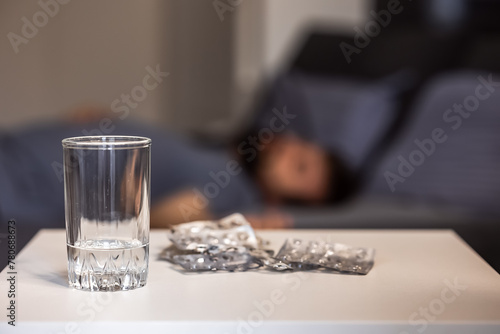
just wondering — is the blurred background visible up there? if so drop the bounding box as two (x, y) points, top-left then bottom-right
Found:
(1, 0), (366, 134)
(1, 0), (500, 272)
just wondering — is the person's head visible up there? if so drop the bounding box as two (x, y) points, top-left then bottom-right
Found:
(251, 135), (354, 205)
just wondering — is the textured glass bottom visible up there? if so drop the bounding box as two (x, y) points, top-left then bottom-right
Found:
(67, 240), (148, 291)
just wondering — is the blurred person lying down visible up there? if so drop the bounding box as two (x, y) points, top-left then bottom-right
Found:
(0, 106), (354, 230)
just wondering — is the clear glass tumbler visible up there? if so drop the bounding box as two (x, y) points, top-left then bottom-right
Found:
(62, 136), (151, 291)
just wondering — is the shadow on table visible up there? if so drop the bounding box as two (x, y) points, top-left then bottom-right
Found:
(35, 271), (68, 288)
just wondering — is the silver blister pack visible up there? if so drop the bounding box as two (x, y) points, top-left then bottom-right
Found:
(274, 239), (374, 274)
(162, 214), (375, 275)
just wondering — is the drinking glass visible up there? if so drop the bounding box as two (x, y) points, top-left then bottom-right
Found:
(62, 136), (151, 291)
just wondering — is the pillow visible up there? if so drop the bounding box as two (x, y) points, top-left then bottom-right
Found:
(253, 71), (405, 172)
(367, 71), (500, 216)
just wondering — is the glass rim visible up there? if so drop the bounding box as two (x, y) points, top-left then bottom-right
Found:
(62, 135), (151, 149)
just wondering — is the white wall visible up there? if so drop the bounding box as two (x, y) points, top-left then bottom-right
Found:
(0, 0), (369, 133)
(0, 0), (171, 129)
(166, 0), (234, 135)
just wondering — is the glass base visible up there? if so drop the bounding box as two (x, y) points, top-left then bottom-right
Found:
(67, 242), (148, 291)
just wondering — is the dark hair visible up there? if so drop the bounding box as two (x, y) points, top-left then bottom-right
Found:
(234, 135), (357, 206)
(325, 152), (358, 204)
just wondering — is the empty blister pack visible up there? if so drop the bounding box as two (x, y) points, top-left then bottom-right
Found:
(162, 213), (375, 274)
(167, 213), (259, 251)
(274, 239), (374, 274)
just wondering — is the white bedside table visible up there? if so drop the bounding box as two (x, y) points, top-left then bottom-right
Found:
(1, 229), (499, 333)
